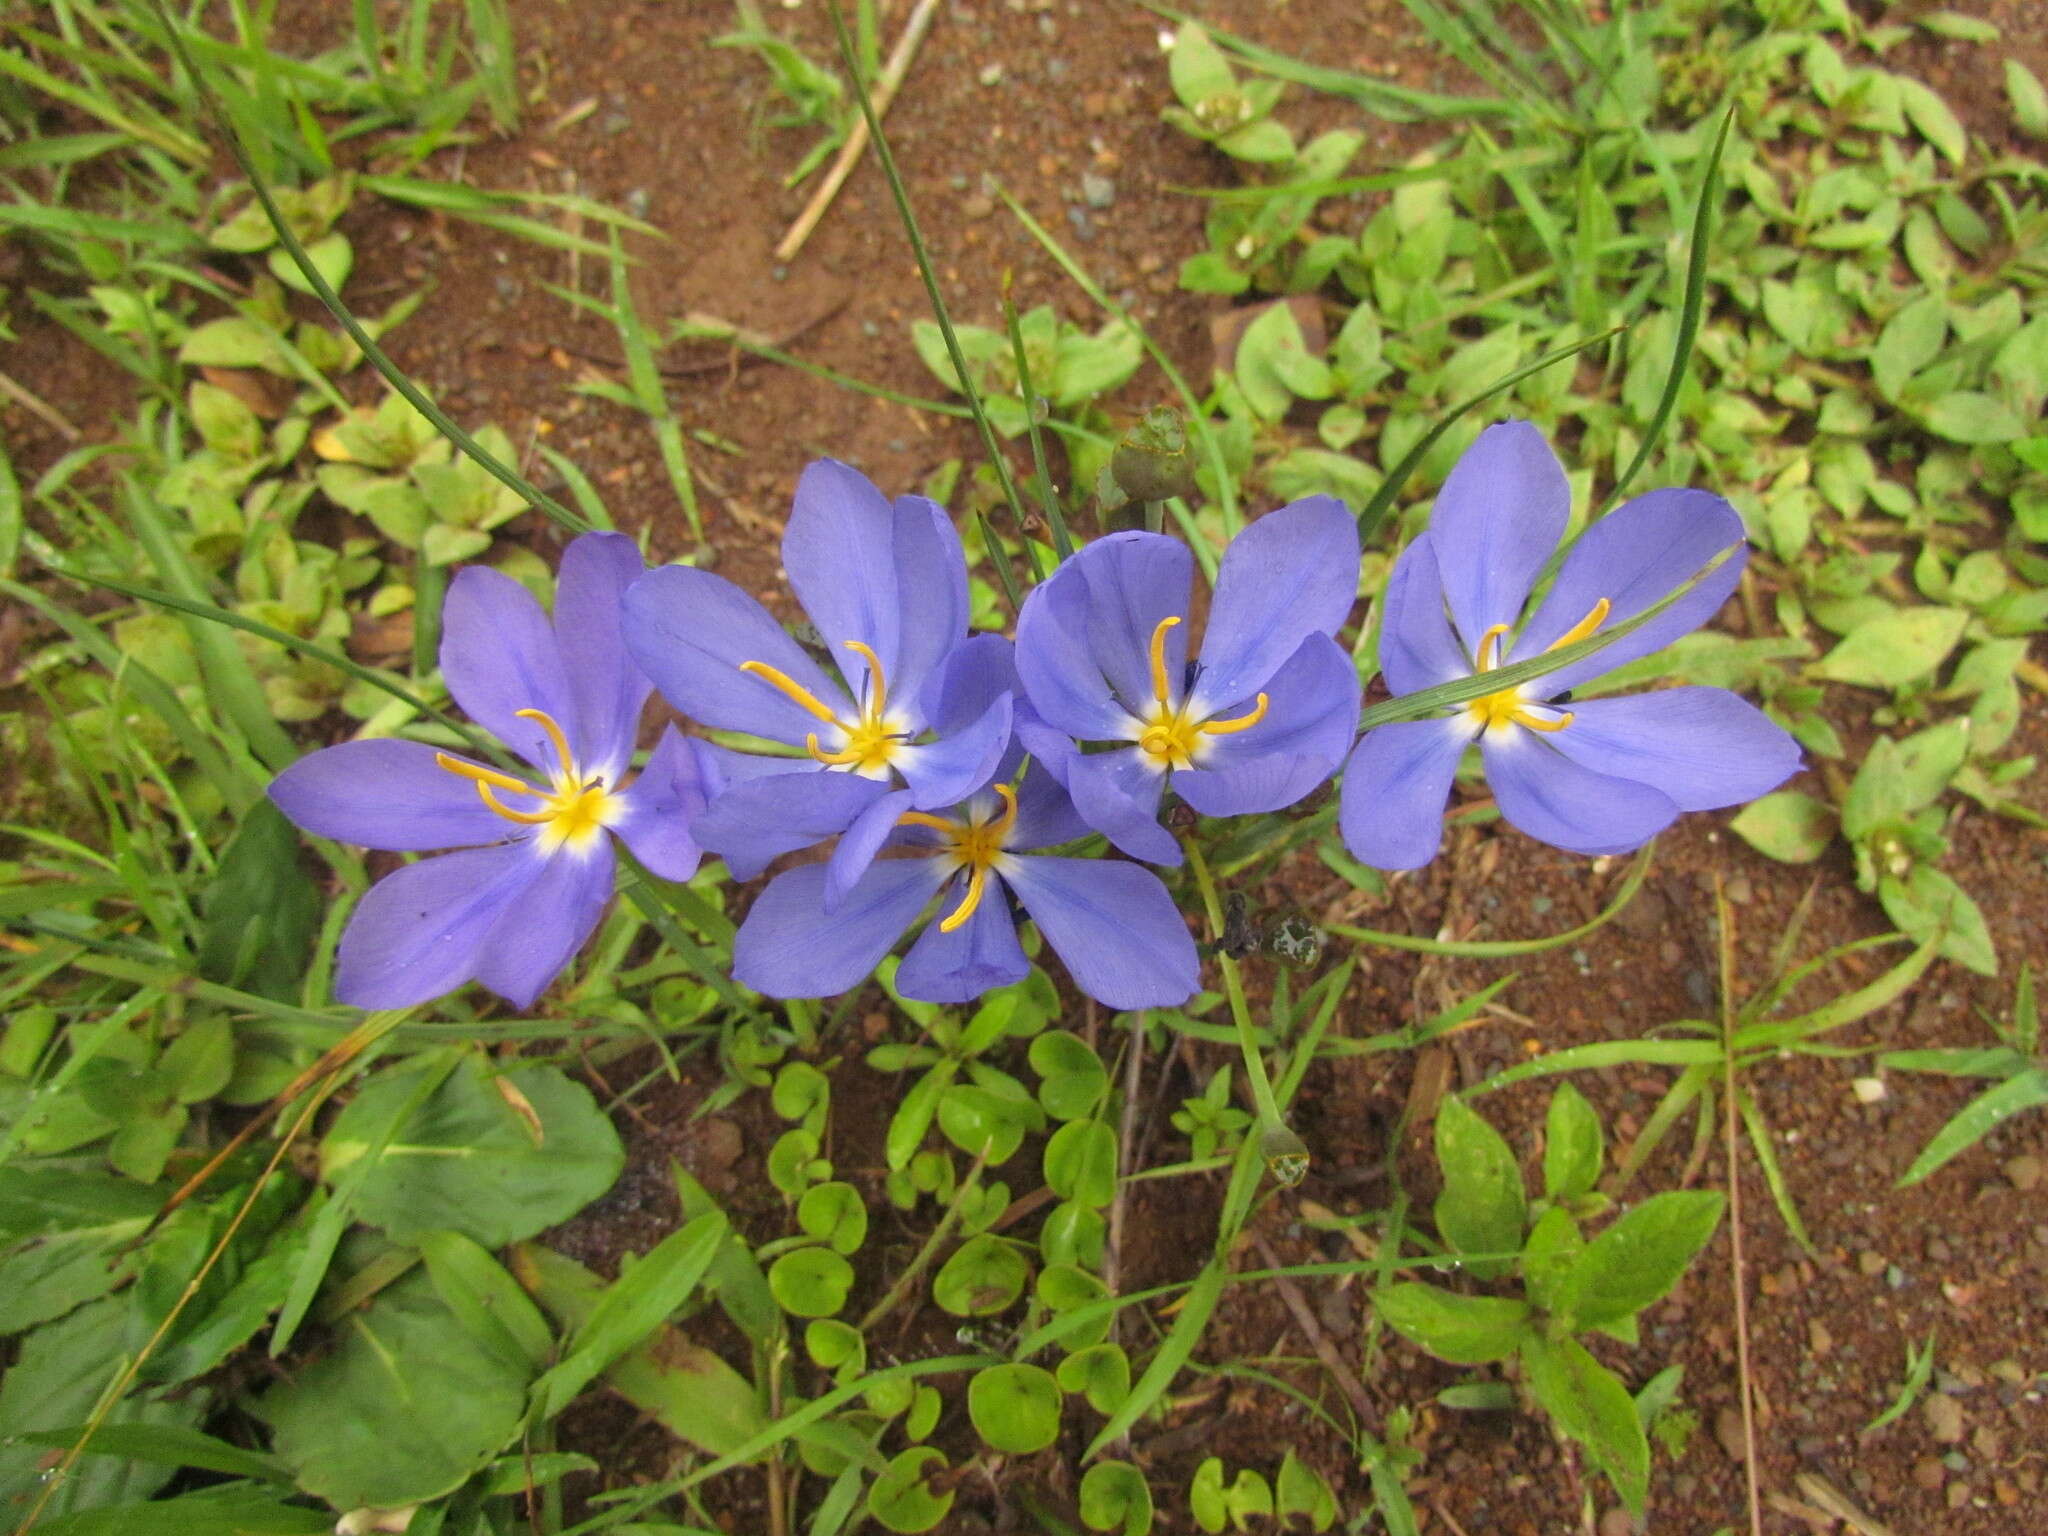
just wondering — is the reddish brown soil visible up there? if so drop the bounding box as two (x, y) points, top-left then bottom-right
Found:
(4, 2), (2046, 1534)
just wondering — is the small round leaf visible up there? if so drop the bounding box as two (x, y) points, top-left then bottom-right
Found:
(968, 1362), (1063, 1455)
(767, 1245), (853, 1319)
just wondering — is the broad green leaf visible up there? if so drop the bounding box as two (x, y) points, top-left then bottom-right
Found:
(1812, 607), (1966, 689)
(1729, 790), (1836, 863)
(967, 1362), (1061, 1454)
(1558, 1191), (1725, 1329)
(320, 1057), (624, 1248)
(1521, 1335), (1649, 1516)
(1870, 295), (1947, 404)
(1167, 23), (1236, 107)
(2008, 61), (2048, 140)
(258, 1270), (527, 1508)
(1841, 720), (1969, 840)
(1372, 1283), (1530, 1364)
(0, 1219), (146, 1334)
(1879, 867), (1997, 976)
(1542, 1083), (1604, 1204)
(1217, 118), (1295, 163)
(1043, 1119), (1118, 1208)
(1433, 1096), (1526, 1280)
(1896, 76), (1968, 165)
(1918, 391), (2026, 444)
(1080, 1459), (1153, 1536)
(768, 1244), (855, 1320)
(29, 1488), (328, 1535)
(178, 316), (286, 372)
(418, 1230), (553, 1372)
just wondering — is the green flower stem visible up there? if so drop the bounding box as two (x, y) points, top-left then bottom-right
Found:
(858, 1145), (992, 1332)
(1183, 836), (1307, 1185)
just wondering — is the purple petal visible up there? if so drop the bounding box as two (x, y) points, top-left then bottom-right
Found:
(1014, 706), (1079, 787)
(1429, 421), (1570, 653)
(782, 459), (901, 684)
(1017, 534), (1190, 738)
(1510, 489), (1747, 698)
(473, 840), (615, 1009)
(1337, 716), (1473, 870)
(1002, 856), (1199, 1009)
(1176, 633), (1359, 817)
(1377, 535), (1471, 695)
(1010, 757), (1092, 850)
(1540, 688), (1802, 811)
(1480, 731), (1678, 856)
(1066, 748), (1179, 866)
(1193, 496), (1359, 709)
(923, 634), (1018, 739)
(610, 728), (717, 882)
(440, 568), (575, 772)
(894, 886), (1030, 1004)
(334, 843), (543, 1009)
(553, 532), (650, 782)
(269, 739), (514, 852)
(693, 770), (890, 883)
(825, 787), (917, 912)
(893, 692), (1013, 810)
(886, 493), (970, 714)
(733, 859), (945, 998)
(622, 566), (851, 746)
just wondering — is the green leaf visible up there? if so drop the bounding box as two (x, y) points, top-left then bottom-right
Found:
(1521, 1335), (1650, 1517)
(1167, 23), (1236, 108)
(1897, 1068), (2048, 1185)
(197, 801), (319, 1002)
(267, 232), (352, 297)
(967, 1362), (1062, 1454)
(1542, 1084), (1604, 1204)
(1918, 391), (2026, 444)
(1056, 1340), (1130, 1415)
(1030, 1030), (1108, 1121)
(1372, 1282), (1531, 1364)
(1896, 76), (1968, 165)
(1217, 118), (1295, 163)
(1080, 1459), (1154, 1536)
(767, 1244), (855, 1320)
(257, 1269), (528, 1509)
(178, 316), (285, 372)
(418, 1230), (554, 1372)
(1043, 1119), (1118, 1208)
(1433, 1096), (1526, 1280)
(530, 1211), (728, 1419)
(868, 1447), (954, 1534)
(1812, 607), (1966, 689)
(1879, 867), (1998, 976)
(1558, 1192), (1725, 1329)
(797, 1181), (868, 1255)
(1870, 295), (1947, 404)
(29, 1488), (329, 1535)
(932, 1234), (1029, 1317)
(320, 1056), (624, 1248)
(1729, 791), (1837, 863)
(2008, 61), (2048, 140)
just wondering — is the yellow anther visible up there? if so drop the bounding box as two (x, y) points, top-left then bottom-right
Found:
(1519, 708), (1574, 732)
(515, 707), (576, 775)
(1474, 622), (1512, 673)
(906, 785), (1019, 934)
(1147, 615), (1182, 708)
(474, 782), (554, 824)
(738, 660), (840, 723)
(1198, 692), (1269, 737)
(939, 865), (990, 933)
(1546, 596), (1612, 654)
(896, 809), (958, 833)
(435, 752), (541, 797)
(842, 640), (888, 718)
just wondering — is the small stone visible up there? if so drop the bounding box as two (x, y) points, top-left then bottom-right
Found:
(978, 63), (1004, 86)
(1996, 1480), (2021, 1506)
(1599, 1510), (1634, 1536)
(1851, 1075), (1886, 1104)
(1990, 1359), (2027, 1385)
(1946, 1482), (1970, 1510)
(1809, 1320), (1834, 1356)
(1925, 1392), (1965, 1444)
(1725, 876), (1753, 904)
(1926, 1236), (1952, 1263)
(1080, 172), (1116, 208)
(1715, 1406), (1748, 1463)
(1886, 1264), (1908, 1289)
(1943, 1451), (1970, 1472)
(960, 194), (996, 220)
(692, 1117), (743, 1169)
(1858, 1249), (1887, 1277)
(1914, 1457), (1946, 1490)
(2004, 1155), (2042, 1192)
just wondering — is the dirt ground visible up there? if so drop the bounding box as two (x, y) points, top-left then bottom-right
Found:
(5, 1), (2047, 1532)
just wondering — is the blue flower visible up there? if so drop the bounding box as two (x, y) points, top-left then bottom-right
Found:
(731, 636), (1199, 1008)
(1012, 498), (1362, 866)
(622, 460), (1012, 886)
(1339, 421), (1802, 868)
(269, 533), (721, 1010)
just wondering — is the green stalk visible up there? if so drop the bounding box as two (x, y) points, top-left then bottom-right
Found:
(826, 3), (1031, 538)
(858, 1145), (991, 1331)
(1002, 291), (1070, 568)
(1183, 836), (1306, 1186)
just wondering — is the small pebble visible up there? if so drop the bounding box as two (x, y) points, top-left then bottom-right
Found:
(1598, 1510), (1634, 1536)
(1080, 172), (1116, 208)
(1858, 1249), (1887, 1277)
(978, 62), (1004, 86)
(1914, 1457), (1946, 1490)
(1714, 1406), (1747, 1463)
(2005, 1155), (2042, 1192)
(1926, 1392), (1965, 1444)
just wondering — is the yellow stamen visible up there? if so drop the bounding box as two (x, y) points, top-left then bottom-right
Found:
(898, 785), (1020, 933)
(1197, 692), (1269, 737)
(436, 753), (542, 797)
(896, 809), (958, 834)
(939, 865), (990, 933)
(474, 782), (554, 823)
(1547, 596), (1612, 654)
(1147, 615), (1181, 708)
(842, 640), (888, 717)
(1463, 597), (1607, 737)
(516, 707), (575, 774)
(738, 660), (839, 723)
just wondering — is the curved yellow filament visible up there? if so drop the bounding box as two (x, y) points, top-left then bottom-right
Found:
(738, 660), (839, 723)
(896, 809), (958, 833)
(1474, 622), (1512, 673)
(910, 785), (1020, 934)
(1546, 596), (1612, 654)
(435, 753), (540, 797)
(516, 707), (576, 775)
(1199, 692), (1269, 737)
(1465, 597), (1608, 736)
(842, 640), (888, 718)
(938, 864), (990, 933)
(1147, 616), (1182, 709)
(474, 782), (555, 823)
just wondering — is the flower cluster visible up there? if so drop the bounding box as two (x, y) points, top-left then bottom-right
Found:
(271, 422), (1799, 1015)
